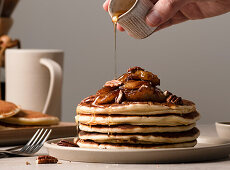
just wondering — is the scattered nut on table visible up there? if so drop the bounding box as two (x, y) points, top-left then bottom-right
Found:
(25, 161), (31, 165)
(36, 155), (58, 164)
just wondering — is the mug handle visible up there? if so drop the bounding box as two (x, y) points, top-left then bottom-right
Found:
(39, 58), (62, 114)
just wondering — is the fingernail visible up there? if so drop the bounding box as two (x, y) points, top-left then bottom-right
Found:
(146, 10), (161, 27)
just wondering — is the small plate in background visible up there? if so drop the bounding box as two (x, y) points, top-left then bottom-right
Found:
(216, 122), (230, 139)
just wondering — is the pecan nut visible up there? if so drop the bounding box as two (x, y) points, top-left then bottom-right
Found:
(57, 140), (78, 147)
(36, 155), (58, 164)
(167, 95), (183, 105)
(104, 80), (123, 87)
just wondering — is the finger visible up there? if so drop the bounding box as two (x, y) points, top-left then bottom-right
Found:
(154, 11), (188, 32)
(103, 0), (110, 11)
(117, 24), (125, 32)
(146, 0), (189, 27)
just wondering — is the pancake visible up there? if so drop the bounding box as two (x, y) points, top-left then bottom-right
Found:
(79, 123), (196, 133)
(76, 111), (200, 126)
(77, 99), (196, 115)
(0, 100), (20, 119)
(75, 139), (197, 149)
(79, 127), (200, 144)
(0, 109), (59, 125)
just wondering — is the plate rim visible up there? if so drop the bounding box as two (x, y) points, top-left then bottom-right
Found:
(44, 136), (230, 153)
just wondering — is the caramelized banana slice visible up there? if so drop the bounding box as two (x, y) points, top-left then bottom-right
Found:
(124, 85), (155, 101)
(152, 88), (167, 102)
(124, 86), (166, 102)
(134, 70), (160, 86)
(95, 89), (120, 105)
(115, 90), (125, 104)
(127, 66), (144, 73)
(122, 80), (150, 90)
(117, 73), (130, 83)
(80, 95), (97, 104)
(117, 70), (160, 86)
(96, 86), (117, 96)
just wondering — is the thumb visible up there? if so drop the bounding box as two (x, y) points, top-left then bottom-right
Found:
(146, 0), (189, 27)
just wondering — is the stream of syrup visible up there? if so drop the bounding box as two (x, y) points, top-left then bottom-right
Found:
(111, 0), (136, 79)
(112, 16), (118, 79)
(111, 12), (126, 79)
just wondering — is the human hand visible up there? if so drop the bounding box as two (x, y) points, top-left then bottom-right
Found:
(103, 0), (230, 32)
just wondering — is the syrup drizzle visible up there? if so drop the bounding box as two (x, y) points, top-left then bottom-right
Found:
(112, 16), (119, 79)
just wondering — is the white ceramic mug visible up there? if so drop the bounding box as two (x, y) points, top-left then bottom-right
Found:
(5, 49), (63, 118)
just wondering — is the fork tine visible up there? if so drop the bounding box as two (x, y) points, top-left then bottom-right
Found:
(35, 129), (50, 146)
(19, 129), (42, 152)
(31, 129), (52, 153)
(22, 129), (45, 153)
(24, 129), (48, 154)
(41, 129), (52, 144)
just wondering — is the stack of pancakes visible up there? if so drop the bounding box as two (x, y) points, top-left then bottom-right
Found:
(75, 67), (200, 149)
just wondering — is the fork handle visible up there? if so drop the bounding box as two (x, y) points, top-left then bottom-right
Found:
(0, 153), (9, 159)
(0, 145), (23, 152)
(0, 150), (18, 154)
(0, 150), (30, 157)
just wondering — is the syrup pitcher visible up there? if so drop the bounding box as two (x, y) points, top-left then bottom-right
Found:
(108, 0), (156, 39)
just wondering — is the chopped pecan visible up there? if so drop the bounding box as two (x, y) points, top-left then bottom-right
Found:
(57, 140), (78, 147)
(104, 80), (123, 87)
(167, 95), (183, 105)
(122, 80), (150, 90)
(95, 89), (120, 105)
(127, 66), (145, 73)
(96, 86), (117, 95)
(25, 161), (31, 165)
(36, 155), (58, 164)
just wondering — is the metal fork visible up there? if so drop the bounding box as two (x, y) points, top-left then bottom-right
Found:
(0, 128), (52, 157)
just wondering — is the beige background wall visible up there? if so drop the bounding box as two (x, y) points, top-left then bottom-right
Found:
(9, 0), (230, 123)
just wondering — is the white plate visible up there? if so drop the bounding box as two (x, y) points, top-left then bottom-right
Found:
(44, 137), (230, 163)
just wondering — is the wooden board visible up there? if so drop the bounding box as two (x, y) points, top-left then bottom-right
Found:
(0, 122), (77, 146)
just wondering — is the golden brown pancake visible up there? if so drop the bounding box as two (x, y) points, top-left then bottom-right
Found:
(77, 99), (196, 115)
(79, 123), (196, 133)
(78, 127), (200, 144)
(0, 109), (59, 125)
(75, 139), (197, 149)
(76, 111), (200, 126)
(0, 100), (20, 119)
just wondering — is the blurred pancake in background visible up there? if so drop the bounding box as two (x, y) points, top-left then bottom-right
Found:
(0, 100), (20, 119)
(0, 109), (59, 126)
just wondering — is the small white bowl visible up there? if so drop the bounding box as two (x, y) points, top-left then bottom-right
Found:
(215, 122), (230, 139)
